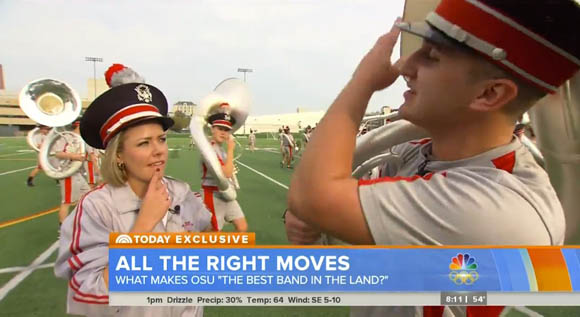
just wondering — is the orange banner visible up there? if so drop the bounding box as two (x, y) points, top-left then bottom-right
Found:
(109, 232), (255, 248)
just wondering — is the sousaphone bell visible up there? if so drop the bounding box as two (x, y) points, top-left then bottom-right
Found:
(19, 78), (86, 179)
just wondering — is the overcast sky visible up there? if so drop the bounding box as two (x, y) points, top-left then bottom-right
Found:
(0, 0), (408, 115)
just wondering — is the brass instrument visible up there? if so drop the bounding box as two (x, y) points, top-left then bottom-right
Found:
(19, 79), (85, 179)
(190, 78), (251, 201)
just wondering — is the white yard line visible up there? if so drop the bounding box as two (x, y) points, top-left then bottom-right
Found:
(0, 262), (54, 274)
(0, 166), (35, 176)
(0, 241), (58, 301)
(236, 160), (289, 190)
(258, 148), (302, 159)
(0, 152), (34, 158)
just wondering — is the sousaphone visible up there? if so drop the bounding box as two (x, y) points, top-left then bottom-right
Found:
(19, 79), (86, 179)
(190, 78), (251, 201)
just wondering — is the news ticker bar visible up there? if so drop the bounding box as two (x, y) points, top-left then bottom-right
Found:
(109, 292), (580, 306)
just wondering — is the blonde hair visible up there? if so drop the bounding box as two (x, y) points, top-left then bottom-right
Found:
(101, 131), (127, 187)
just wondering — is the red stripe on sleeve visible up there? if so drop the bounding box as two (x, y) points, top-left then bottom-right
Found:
(72, 296), (109, 305)
(69, 276), (109, 299)
(70, 184), (106, 256)
(409, 138), (432, 145)
(358, 172), (442, 186)
(67, 258), (79, 272)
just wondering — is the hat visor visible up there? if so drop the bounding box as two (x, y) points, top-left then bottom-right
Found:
(212, 123), (232, 130)
(396, 21), (457, 48)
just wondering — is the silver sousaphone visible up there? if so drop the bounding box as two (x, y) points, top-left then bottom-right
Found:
(190, 78), (251, 201)
(26, 126), (46, 152)
(19, 79), (86, 179)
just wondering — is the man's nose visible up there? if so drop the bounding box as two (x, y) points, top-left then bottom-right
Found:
(399, 52), (419, 81)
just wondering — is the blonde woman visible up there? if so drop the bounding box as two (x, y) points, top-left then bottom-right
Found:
(54, 78), (211, 317)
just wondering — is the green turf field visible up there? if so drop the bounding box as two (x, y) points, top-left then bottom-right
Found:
(0, 135), (576, 316)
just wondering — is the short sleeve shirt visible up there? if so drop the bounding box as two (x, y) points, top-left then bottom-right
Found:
(358, 137), (565, 246)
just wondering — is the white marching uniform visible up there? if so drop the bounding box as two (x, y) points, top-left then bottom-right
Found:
(279, 132), (284, 149)
(249, 133), (256, 146)
(345, 137), (565, 317)
(54, 177), (212, 317)
(200, 141), (244, 231)
(84, 144), (99, 186)
(281, 133), (294, 156)
(54, 136), (90, 204)
(33, 132), (47, 169)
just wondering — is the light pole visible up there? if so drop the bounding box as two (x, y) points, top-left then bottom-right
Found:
(237, 68), (253, 82)
(85, 56), (103, 100)
(237, 68), (253, 134)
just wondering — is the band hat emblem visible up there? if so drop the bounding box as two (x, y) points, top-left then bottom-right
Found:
(397, 0), (580, 93)
(135, 84), (153, 103)
(80, 83), (173, 149)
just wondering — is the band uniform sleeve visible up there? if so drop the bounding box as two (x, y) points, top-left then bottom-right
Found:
(54, 192), (111, 305)
(358, 167), (554, 245)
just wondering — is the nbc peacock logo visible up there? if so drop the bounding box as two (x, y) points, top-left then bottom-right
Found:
(115, 234), (133, 244)
(448, 253), (479, 285)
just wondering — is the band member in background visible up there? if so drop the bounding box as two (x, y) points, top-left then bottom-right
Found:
(84, 144), (100, 188)
(54, 121), (91, 226)
(55, 69), (211, 316)
(281, 126), (295, 168)
(303, 125), (312, 146)
(286, 1), (579, 316)
(248, 128), (256, 152)
(26, 125), (50, 187)
(201, 106), (247, 232)
(278, 127), (284, 166)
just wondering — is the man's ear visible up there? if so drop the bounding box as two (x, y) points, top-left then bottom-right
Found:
(470, 79), (518, 112)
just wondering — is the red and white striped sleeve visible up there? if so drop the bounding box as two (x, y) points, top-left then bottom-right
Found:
(54, 186), (111, 306)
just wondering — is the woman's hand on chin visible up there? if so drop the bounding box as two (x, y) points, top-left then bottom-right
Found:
(131, 168), (171, 232)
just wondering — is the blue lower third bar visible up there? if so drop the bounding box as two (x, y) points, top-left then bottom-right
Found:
(107, 248), (577, 292)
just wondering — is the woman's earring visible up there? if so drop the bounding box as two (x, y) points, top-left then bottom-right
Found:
(117, 162), (125, 170)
